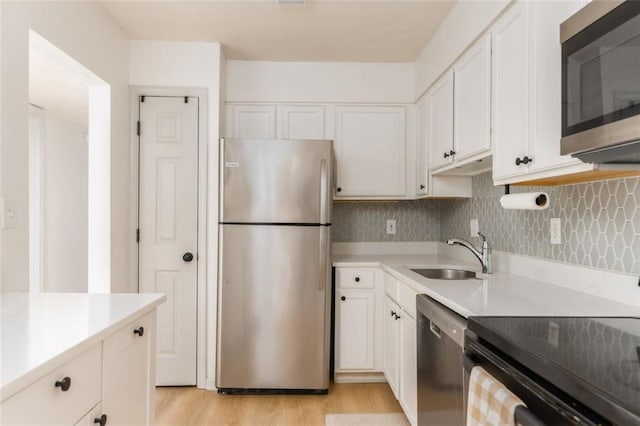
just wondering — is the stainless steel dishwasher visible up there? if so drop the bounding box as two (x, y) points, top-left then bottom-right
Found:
(416, 295), (467, 426)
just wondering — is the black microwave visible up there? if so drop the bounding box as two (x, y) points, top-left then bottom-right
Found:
(560, 0), (640, 164)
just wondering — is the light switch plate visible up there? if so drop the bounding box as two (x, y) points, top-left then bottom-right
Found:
(470, 219), (479, 238)
(2, 198), (17, 229)
(550, 218), (561, 244)
(386, 219), (396, 235)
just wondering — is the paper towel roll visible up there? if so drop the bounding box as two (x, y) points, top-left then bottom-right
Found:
(499, 193), (549, 210)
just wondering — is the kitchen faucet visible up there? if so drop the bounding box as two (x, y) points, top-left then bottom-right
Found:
(447, 232), (492, 274)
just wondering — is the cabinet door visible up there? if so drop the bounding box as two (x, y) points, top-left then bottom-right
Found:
(277, 105), (325, 139)
(529, 0), (584, 172)
(102, 311), (156, 426)
(492, 2), (531, 180)
(428, 72), (454, 170)
(400, 315), (417, 426)
(415, 95), (429, 196)
(383, 296), (401, 398)
(335, 289), (376, 370)
(335, 106), (406, 198)
(454, 34), (492, 163)
(232, 105), (276, 139)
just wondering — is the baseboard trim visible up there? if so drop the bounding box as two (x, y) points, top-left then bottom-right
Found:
(333, 372), (387, 384)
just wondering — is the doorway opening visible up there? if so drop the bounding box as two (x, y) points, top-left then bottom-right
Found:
(28, 30), (111, 293)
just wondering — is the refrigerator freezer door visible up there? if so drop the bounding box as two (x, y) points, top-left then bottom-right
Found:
(216, 224), (331, 391)
(220, 139), (334, 224)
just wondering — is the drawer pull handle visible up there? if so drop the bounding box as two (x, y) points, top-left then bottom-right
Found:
(133, 327), (144, 336)
(354, 277), (360, 282)
(94, 414), (108, 426)
(54, 376), (71, 391)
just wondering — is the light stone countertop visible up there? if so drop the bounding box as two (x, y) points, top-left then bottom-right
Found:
(333, 253), (640, 318)
(0, 292), (166, 401)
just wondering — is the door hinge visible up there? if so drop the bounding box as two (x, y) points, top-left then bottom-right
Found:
(136, 228), (140, 243)
(136, 121), (141, 136)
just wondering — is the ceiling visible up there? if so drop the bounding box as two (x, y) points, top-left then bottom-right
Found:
(98, 0), (457, 62)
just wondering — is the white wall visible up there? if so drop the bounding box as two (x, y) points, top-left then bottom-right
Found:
(129, 40), (224, 390)
(1, 1), (130, 293)
(226, 60), (415, 104)
(43, 112), (88, 293)
(414, 0), (510, 99)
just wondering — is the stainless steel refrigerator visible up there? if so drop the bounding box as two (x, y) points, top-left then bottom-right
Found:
(216, 138), (334, 394)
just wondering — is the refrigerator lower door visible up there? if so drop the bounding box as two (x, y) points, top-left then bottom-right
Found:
(216, 224), (331, 392)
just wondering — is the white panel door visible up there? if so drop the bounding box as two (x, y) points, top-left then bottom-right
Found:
(454, 33), (492, 163)
(428, 72), (455, 170)
(139, 96), (198, 385)
(232, 105), (276, 139)
(492, 2), (531, 180)
(335, 289), (375, 370)
(335, 106), (406, 198)
(277, 105), (325, 139)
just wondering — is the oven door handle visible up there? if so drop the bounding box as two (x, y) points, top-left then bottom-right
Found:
(463, 352), (546, 426)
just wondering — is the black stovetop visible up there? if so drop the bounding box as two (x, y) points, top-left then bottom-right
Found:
(468, 316), (640, 423)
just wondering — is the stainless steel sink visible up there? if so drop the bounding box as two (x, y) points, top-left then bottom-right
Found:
(410, 268), (477, 280)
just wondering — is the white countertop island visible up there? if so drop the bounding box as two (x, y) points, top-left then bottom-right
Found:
(0, 292), (166, 402)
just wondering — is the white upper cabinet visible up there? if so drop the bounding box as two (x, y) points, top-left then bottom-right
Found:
(491, 2), (530, 180)
(454, 33), (492, 163)
(335, 106), (406, 198)
(492, 0), (590, 184)
(427, 71), (454, 171)
(415, 95), (429, 196)
(230, 105), (276, 139)
(276, 105), (326, 140)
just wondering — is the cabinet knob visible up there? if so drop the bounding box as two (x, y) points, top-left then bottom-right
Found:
(515, 156), (532, 166)
(94, 414), (108, 426)
(390, 310), (396, 317)
(420, 184), (425, 190)
(183, 252), (194, 262)
(133, 327), (144, 337)
(449, 150), (456, 156)
(394, 313), (400, 320)
(336, 187), (342, 193)
(354, 277), (360, 282)
(54, 376), (71, 392)
(341, 296), (346, 301)
(443, 152), (450, 158)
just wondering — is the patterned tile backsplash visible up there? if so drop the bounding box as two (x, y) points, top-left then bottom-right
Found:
(333, 172), (640, 275)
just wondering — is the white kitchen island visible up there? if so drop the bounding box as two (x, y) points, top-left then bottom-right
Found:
(0, 292), (165, 425)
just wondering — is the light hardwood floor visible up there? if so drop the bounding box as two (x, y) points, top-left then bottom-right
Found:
(155, 382), (403, 425)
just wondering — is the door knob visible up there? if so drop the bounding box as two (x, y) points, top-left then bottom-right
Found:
(183, 252), (194, 262)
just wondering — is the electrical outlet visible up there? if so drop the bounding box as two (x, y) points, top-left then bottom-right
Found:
(386, 219), (396, 235)
(470, 219), (479, 238)
(550, 218), (561, 244)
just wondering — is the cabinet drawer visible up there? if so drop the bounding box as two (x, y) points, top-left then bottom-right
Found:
(1, 344), (101, 425)
(399, 283), (418, 319)
(336, 268), (375, 289)
(384, 273), (399, 301)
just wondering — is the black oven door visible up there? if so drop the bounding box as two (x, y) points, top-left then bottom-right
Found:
(561, 1), (640, 154)
(463, 333), (609, 426)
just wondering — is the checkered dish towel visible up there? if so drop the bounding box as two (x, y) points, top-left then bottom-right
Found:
(466, 366), (526, 426)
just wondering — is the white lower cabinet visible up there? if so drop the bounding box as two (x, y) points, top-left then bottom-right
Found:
(335, 289), (376, 370)
(102, 311), (156, 425)
(383, 296), (401, 397)
(0, 311), (157, 425)
(382, 272), (418, 426)
(399, 314), (417, 426)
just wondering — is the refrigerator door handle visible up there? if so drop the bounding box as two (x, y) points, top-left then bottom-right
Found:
(319, 227), (327, 291)
(319, 158), (328, 224)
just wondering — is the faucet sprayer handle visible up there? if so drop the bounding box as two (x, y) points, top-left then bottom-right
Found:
(477, 232), (486, 242)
